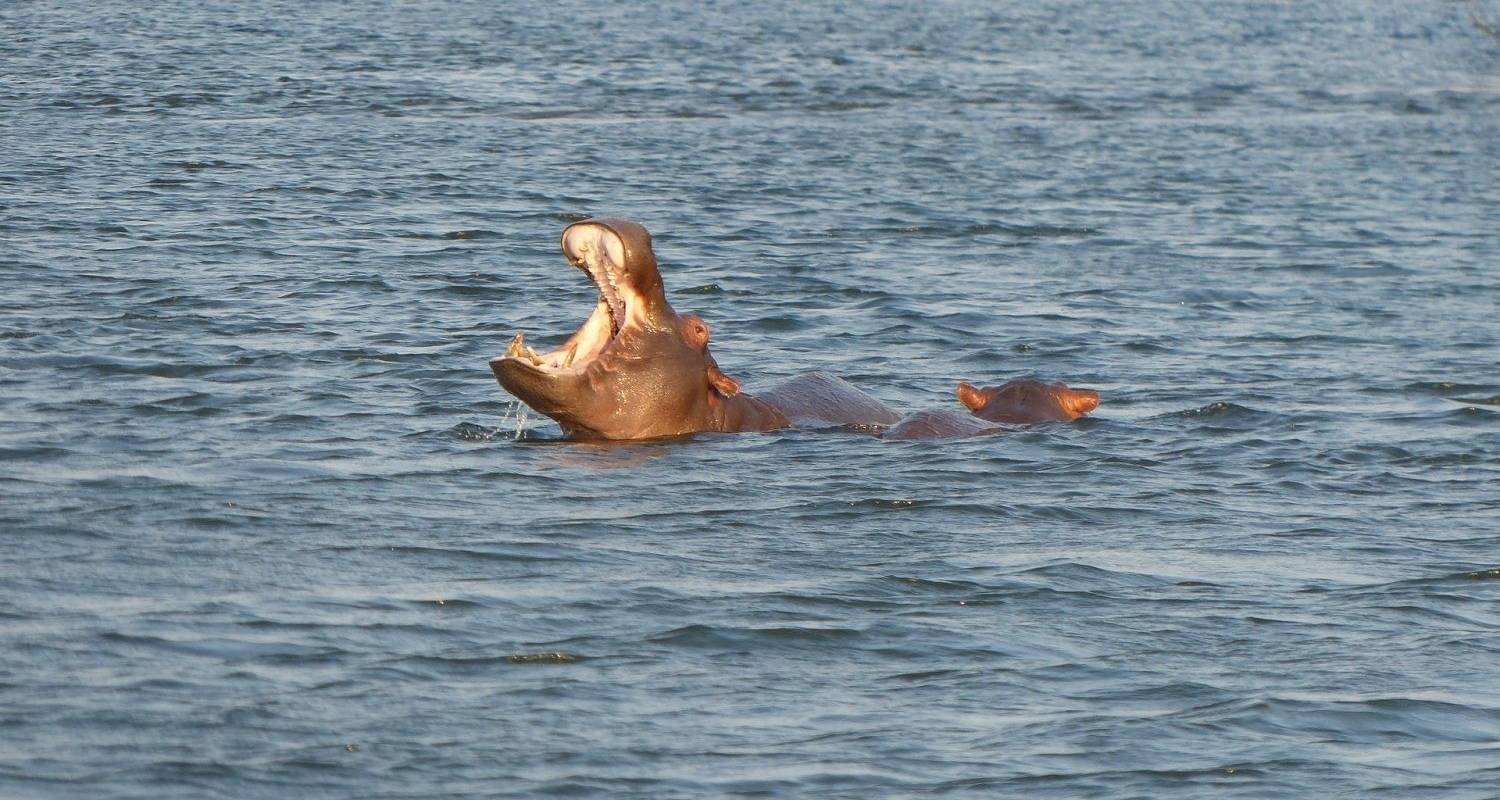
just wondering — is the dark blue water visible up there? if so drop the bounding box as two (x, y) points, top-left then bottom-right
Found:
(3, 1), (1499, 797)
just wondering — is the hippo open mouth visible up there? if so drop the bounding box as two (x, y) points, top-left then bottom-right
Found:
(491, 222), (643, 376)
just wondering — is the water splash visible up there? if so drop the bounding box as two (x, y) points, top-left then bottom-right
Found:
(512, 403), (531, 440)
(499, 398), (531, 440)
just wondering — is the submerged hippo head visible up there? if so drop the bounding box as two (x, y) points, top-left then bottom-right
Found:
(490, 218), (744, 439)
(956, 378), (1099, 424)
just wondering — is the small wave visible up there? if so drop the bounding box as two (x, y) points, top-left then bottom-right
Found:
(1011, 561), (1172, 590)
(650, 623), (864, 649)
(1169, 402), (1274, 423)
(449, 422), (508, 441)
(882, 668), (965, 683)
(390, 653), (574, 674)
(408, 598), (486, 609)
(874, 221), (1094, 240)
(99, 632), (348, 663)
(0, 445), (72, 462)
(1406, 381), (1494, 396)
(1439, 405), (1497, 424)
(4, 353), (225, 379)
(506, 652), (582, 664)
(152, 93), (222, 108)
(360, 544), (576, 564)
(1399, 452), (1489, 467)
(803, 100), (890, 112)
(509, 108), (585, 121)
(288, 276), (395, 293)
(1315, 443), (1415, 466)
(250, 184), (337, 195)
(1355, 567), (1500, 590)
(1051, 96), (1114, 119)
(1237, 695), (1500, 745)
(130, 392), (227, 416)
(747, 315), (806, 332)
(440, 229), (503, 240)
(423, 283), (501, 298)
(847, 497), (920, 509)
(878, 575), (988, 594)
(666, 108), (725, 119)
(163, 159), (250, 172)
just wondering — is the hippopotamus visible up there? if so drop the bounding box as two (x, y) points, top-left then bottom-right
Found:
(490, 218), (1098, 440)
(882, 379), (1101, 440)
(490, 218), (902, 439)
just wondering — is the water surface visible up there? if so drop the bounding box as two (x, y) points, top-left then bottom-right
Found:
(2, 1), (1498, 797)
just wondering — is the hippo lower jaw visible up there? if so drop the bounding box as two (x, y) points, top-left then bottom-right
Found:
(491, 300), (614, 376)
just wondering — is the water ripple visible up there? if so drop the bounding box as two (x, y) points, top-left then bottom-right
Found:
(2, 0), (1498, 798)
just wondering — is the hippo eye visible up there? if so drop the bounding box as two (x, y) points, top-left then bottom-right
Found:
(688, 318), (711, 343)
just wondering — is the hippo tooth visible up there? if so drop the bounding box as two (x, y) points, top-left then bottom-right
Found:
(505, 332), (525, 358)
(601, 269), (626, 331)
(598, 290), (621, 336)
(524, 345), (542, 366)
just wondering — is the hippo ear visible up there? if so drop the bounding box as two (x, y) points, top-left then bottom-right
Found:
(1060, 387), (1101, 417)
(956, 382), (986, 411)
(707, 362), (741, 398)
